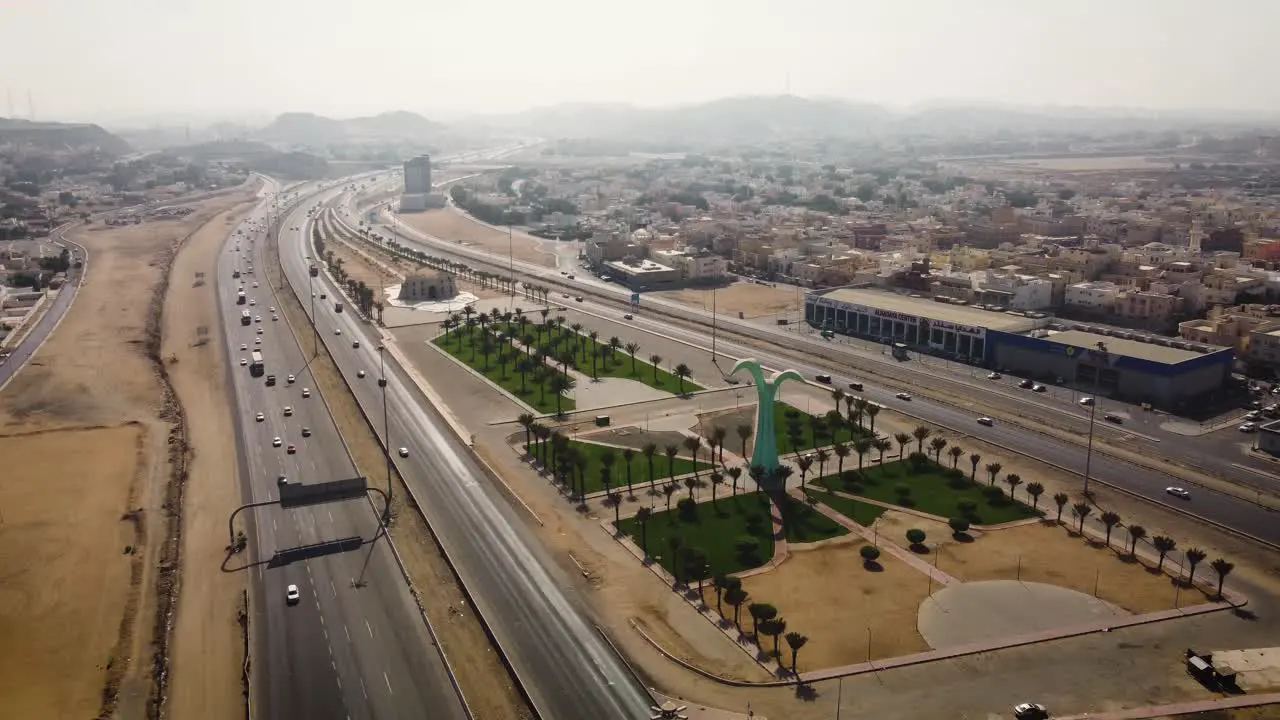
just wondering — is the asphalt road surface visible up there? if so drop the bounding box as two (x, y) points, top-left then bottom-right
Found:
(285, 188), (655, 720)
(356, 205), (1280, 547)
(0, 229), (84, 391)
(219, 185), (467, 720)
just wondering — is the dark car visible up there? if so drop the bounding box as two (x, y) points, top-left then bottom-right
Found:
(265, 375), (276, 387)
(815, 374), (832, 384)
(1019, 379), (1035, 389)
(848, 381), (864, 391)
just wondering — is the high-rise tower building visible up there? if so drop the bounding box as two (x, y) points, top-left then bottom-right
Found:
(404, 155), (432, 194)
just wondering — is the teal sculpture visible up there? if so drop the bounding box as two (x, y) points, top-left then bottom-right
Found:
(729, 358), (804, 474)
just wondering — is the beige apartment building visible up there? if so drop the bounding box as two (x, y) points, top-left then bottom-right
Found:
(1179, 303), (1280, 357)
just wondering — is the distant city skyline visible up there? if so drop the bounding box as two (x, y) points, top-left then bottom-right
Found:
(3, 0), (1279, 124)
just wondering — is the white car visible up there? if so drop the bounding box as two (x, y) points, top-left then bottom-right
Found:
(986, 372), (1002, 380)
(977, 417), (994, 426)
(240, 358), (247, 366)
(398, 447), (409, 458)
(272, 437), (282, 447)
(1079, 397), (1095, 406)
(283, 406), (293, 417)
(255, 316), (262, 323)
(1239, 422), (1258, 433)
(253, 282), (259, 288)
(1165, 486), (1191, 500)
(1013, 703), (1048, 720)
(250, 299), (256, 306)
(255, 412), (265, 422)
(240, 344), (247, 351)
(285, 584), (300, 605)
(357, 370), (366, 378)
(269, 306), (275, 313)
(302, 388), (311, 398)
(287, 374), (295, 384)
(335, 328), (342, 336)
(254, 338), (262, 346)
(895, 392), (913, 401)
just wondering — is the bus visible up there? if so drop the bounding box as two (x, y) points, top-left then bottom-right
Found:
(240, 310), (252, 326)
(249, 350), (264, 377)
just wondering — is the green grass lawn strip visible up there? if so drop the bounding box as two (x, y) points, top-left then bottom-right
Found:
(434, 329), (572, 414)
(813, 459), (1038, 525)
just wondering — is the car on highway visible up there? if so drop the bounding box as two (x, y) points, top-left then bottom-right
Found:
(1018, 379), (1034, 389)
(1165, 486), (1191, 500)
(285, 584), (300, 605)
(255, 412), (265, 422)
(623, 313), (634, 320)
(240, 344), (247, 351)
(1032, 384), (1047, 392)
(848, 381), (864, 391)
(252, 282), (259, 288)
(283, 406), (293, 417)
(1079, 397), (1095, 406)
(269, 306), (275, 313)
(255, 315), (262, 323)
(1246, 410), (1262, 421)
(1013, 703), (1048, 720)
(987, 372), (1002, 380)
(895, 392), (913, 401)
(334, 328), (342, 335)
(357, 370), (366, 378)
(277, 475), (288, 486)
(254, 338), (262, 346)
(256, 327), (263, 335)
(320, 292), (327, 300)
(1103, 412), (1123, 424)
(575, 296), (584, 302)
(301, 427), (312, 437)
(977, 417), (994, 426)
(240, 358), (247, 366)
(562, 293), (570, 298)
(272, 315), (278, 321)
(398, 447), (409, 458)
(286, 444), (297, 455)
(249, 299), (256, 306)
(287, 374), (295, 384)
(1240, 422), (1259, 433)
(352, 340), (360, 348)
(272, 437), (282, 447)
(302, 388), (311, 398)
(815, 373), (832, 384)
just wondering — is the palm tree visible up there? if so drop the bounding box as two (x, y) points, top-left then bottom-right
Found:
(442, 316), (457, 342)
(1053, 492), (1070, 523)
(830, 388), (845, 410)
(815, 448), (830, 478)
(1126, 524), (1146, 556)
(832, 443), (850, 475)
(622, 448), (636, 496)
(573, 451), (590, 503)
(712, 426), (728, 465)
(1185, 548), (1207, 586)
(649, 354), (662, 384)
(548, 372), (574, 416)
(605, 491), (622, 530)
(683, 435), (703, 477)
(706, 436), (719, 469)
(865, 404), (881, 435)
(912, 426), (932, 454)
(599, 450), (617, 494)
(634, 506), (652, 558)
(796, 455), (814, 484)
(853, 438), (872, 471)
(968, 453), (982, 482)
(1210, 558), (1234, 598)
(642, 443), (658, 492)
(727, 466), (743, 496)
(985, 462), (1003, 487)
(517, 412), (536, 453)
(1099, 511), (1121, 547)
(748, 465), (766, 494)
(852, 398), (869, 429)
(892, 432), (910, 457)
(747, 603), (775, 642)
(1071, 502), (1092, 533)
(515, 357), (533, 395)
(667, 536), (684, 583)
(662, 482), (678, 513)
(674, 363), (692, 393)
(764, 617), (787, 659)
(625, 342), (640, 375)
(928, 436), (948, 462)
(873, 438), (892, 464)
(947, 445), (964, 469)
(736, 423), (753, 461)
(785, 632), (808, 675)
(1152, 535), (1177, 571)
(709, 471), (725, 506)
(683, 475), (700, 500)
(664, 444), (679, 484)
(725, 586), (748, 631)
(1026, 482), (1044, 510)
(1005, 473), (1022, 499)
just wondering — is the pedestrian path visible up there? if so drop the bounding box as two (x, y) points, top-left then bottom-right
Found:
(1055, 692), (1280, 719)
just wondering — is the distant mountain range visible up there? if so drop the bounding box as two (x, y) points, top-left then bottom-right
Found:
(255, 110), (448, 147)
(0, 117), (132, 155)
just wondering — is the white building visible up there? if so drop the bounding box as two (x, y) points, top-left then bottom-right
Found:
(976, 271), (1055, 311)
(1065, 281), (1121, 312)
(652, 249), (727, 281)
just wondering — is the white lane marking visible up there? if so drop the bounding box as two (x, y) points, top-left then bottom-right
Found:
(319, 612), (325, 627)
(383, 671), (393, 695)
(344, 624), (350, 642)
(360, 677), (368, 699)
(322, 627), (328, 641)
(365, 619), (373, 638)
(335, 673), (342, 690)
(272, 518), (277, 532)
(328, 509), (334, 524)
(330, 580), (336, 597)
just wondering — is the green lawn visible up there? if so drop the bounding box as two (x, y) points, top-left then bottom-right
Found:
(804, 488), (886, 527)
(617, 491), (847, 576)
(434, 328), (573, 415)
(560, 439), (714, 495)
(773, 401), (873, 456)
(504, 322), (704, 394)
(812, 458), (1040, 525)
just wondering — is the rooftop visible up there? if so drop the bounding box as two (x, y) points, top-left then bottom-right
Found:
(605, 259), (675, 275)
(816, 288), (1038, 332)
(1042, 329), (1222, 365)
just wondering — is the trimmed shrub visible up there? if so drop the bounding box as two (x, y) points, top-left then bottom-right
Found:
(860, 545), (882, 562)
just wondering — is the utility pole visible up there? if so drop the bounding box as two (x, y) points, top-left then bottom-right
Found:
(1082, 342), (1109, 497)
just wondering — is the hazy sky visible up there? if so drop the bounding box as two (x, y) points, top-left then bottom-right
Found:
(3, 0), (1278, 124)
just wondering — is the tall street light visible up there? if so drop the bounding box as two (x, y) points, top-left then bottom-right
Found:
(377, 344), (393, 522)
(1082, 341), (1109, 497)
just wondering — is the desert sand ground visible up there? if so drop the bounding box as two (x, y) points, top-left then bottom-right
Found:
(0, 189), (255, 719)
(165, 198), (261, 720)
(398, 208), (559, 267)
(653, 282), (803, 320)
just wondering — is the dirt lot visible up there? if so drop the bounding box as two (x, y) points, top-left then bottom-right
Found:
(0, 190), (255, 719)
(165, 199), (259, 720)
(936, 522), (1213, 613)
(652, 282), (802, 320)
(741, 535), (931, 670)
(267, 218), (533, 720)
(0, 425), (143, 718)
(398, 208), (558, 268)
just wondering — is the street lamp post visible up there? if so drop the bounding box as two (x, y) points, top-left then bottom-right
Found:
(1082, 342), (1109, 497)
(377, 345), (393, 521)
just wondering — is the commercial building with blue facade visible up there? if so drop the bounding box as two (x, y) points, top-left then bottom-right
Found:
(806, 288), (1233, 408)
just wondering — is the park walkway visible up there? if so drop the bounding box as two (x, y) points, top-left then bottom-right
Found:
(1055, 692), (1280, 719)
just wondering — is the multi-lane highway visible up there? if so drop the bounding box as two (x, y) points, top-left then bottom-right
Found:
(281, 187), (654, 720)
(218, 185), (468, 720)
(341, 195), (1280, 547)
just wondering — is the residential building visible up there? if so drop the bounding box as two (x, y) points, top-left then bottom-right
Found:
(1065, 281), (1121, 313)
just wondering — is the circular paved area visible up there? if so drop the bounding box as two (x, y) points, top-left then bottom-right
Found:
(917, 580), (1129, 649)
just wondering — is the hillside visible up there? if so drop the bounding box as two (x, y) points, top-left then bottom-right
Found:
(0, 117), (132, 155)
(256, 110), (446, 147)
